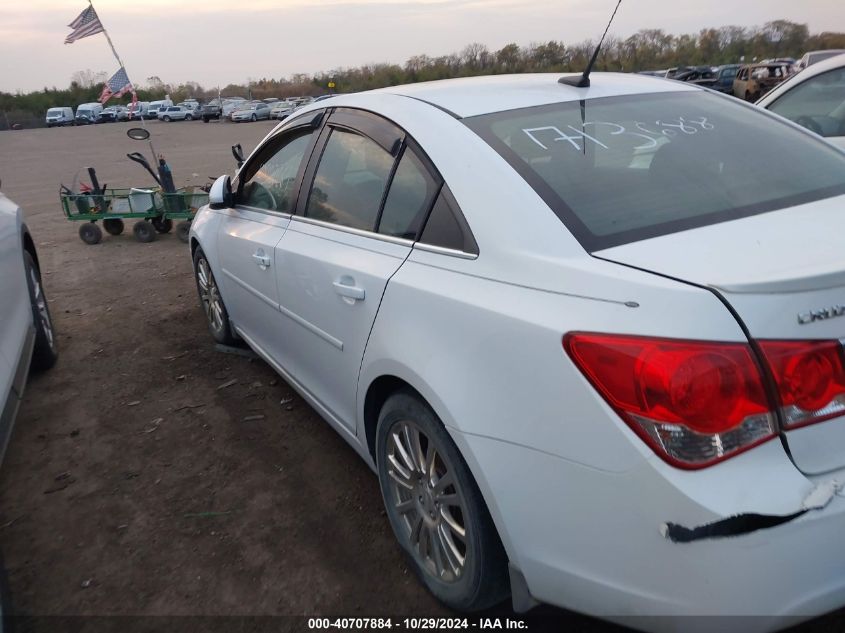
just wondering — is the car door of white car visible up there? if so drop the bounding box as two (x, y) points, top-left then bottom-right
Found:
(273, 110), (441, 431)
(215, 120), (321, 354)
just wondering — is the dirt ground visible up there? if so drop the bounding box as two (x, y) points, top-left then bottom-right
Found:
(0, 121), (839, 633)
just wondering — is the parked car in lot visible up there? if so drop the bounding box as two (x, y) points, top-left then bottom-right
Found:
(145, 99), (173, 120)
(128, 102), (149, 120)
(690, 64), (741, 93)
(733, 62), (791, 100)
(758, 53), (845, 149)
(1, 190), (57, 465)
(190, 72), (845, 627)
(269, 102), (295, 120)
(74, 102), (103, 125)
(99, 105), (129, 122)
(45, 107), (74, 127)
(797, 50), (845, 71)
(158, 105), (194, 122)
(178, 101), (201, 118)
(201, 101), (222, 122)
(230, 102), (271, 122)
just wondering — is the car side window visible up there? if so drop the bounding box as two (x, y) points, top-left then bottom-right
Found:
(305, 128), (395, 230)
(377, 148), (439, 239)
(240, 130), (315, 212)
(768, 67), (845, 138)
(419, 186), (478, 255)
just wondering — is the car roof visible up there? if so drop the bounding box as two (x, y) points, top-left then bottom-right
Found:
(368, 72), (695, 118)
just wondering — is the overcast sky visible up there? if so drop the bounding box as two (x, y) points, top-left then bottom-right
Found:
(2, 0), (842, 93)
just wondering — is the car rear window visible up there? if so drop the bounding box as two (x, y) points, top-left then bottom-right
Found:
(465, 91), (845, 250)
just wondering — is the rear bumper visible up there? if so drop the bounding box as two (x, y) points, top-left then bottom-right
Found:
(454, 430), (845, 630)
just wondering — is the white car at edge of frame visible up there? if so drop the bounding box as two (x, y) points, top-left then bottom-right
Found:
(757, 52), (845, 150)
(189, 72), (845, 632)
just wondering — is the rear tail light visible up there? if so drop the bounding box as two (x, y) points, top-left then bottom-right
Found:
(759, 340), (845, 429)
(564, 333), (776, 469)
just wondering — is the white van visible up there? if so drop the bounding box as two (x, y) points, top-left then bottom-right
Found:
(75, 102), (103, 125)
(45, 107), (74, 127)
(145, 99), (173, 120)
(128, 101), (149, 120)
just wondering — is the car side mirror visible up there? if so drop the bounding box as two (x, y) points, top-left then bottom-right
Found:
(209, 175), (233, 210)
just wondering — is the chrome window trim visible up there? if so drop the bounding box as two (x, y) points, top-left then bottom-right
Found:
(290, 215), (415, 247)
(413, 242), (478, 260)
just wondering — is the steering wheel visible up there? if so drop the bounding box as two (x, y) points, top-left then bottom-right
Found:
(795, 115), (823, 136)
(246, 181), (278, 210)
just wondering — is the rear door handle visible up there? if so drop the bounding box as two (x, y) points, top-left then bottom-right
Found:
(333, 279), (365, 301)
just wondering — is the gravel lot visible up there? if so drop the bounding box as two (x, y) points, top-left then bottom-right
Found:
(0, 121), (840, 633)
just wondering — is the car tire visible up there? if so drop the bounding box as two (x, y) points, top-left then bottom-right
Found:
(193, 247), (237, 345)
(78, 222), (102, 245)
(186, 114), (193, 121)
(376, 390), (509, 612)
(133, 220), (157, 243)
(163, 116), (171, 122)
(24, 250), (58, 371)
(203, 117), (209, 123)
(251, 114), (257, 122)
(103, 218), (124, 236)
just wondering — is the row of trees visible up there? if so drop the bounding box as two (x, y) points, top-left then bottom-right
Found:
(2, 20), (844, 129)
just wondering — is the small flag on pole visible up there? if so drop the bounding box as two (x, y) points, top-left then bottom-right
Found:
(99, 67), (133, 104)
(65, 6), (105, 44)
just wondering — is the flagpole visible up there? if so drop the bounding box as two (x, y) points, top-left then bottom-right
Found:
(87, 0), (158, 165)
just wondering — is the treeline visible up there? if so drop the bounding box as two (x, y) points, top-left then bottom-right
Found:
(3, 19), (844, 129)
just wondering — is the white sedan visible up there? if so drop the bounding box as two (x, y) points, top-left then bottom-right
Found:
(190, 73), (845, 629)
(758, 52), (845, 149)
(1, 191), (58, 464)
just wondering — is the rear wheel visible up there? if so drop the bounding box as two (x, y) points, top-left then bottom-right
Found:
(193, 248), (236, 345)
(24, 251), (58, 371)
(78, 222), (102, 245)
(133, 220), (156, 243)
(163, 115), (171, 122)
(186, 114), (193, 121)
(376, 391), (509, 611)
(176, 221), (191, 243)
(103, 218), (124, 235)
(152, 217), (173, 234)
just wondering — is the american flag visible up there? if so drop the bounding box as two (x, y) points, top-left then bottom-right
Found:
(99, 67), (133, 104)
(65, 6), (104, 44)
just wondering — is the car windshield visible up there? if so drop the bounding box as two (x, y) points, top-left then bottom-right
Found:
(47, 108), (63, 115)
(465, 91), (845, 250)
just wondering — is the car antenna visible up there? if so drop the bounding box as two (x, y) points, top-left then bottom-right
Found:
(559, 0), (622, 88)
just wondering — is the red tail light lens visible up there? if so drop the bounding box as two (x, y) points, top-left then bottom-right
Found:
(758, 340), (845, 429)
(564, 333), (776, 469)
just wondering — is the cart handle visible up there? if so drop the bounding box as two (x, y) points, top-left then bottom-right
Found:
(127, 152), (162, 187)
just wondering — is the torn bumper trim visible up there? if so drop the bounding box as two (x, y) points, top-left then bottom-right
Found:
(662, 479), (843, 544)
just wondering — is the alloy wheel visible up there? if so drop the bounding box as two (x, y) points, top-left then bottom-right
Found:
(385, 420), (469, 583)
(30, 267), (55, 351)
(196, 257), (224, 333)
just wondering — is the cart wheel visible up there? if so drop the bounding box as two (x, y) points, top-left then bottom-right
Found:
(176, 221), (191, 243)
(103, 218), (125, 236)
(133, 220), (157, 243)
(79, 222), (103, 245)
(152, 217), (173, 234)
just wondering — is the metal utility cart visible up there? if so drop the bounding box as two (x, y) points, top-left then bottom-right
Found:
(59, 126), (208, 245)
(60, 184), (207, 244)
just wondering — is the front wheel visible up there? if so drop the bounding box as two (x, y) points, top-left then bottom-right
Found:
(133, 220), (156, 243)
(251, 114), (257, 122)
(79, 222), (102, 245)
(24, 251), (58, 371)
(193, 248), (236, 345)
(163, 116), (171, 122)
(186, 114), (193, 121)
(376, 391), (509, 611)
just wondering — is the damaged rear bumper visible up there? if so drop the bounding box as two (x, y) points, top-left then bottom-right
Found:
(454, 431), (845, 631)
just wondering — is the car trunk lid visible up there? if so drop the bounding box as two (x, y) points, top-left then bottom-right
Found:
(596, 194), (845, 474)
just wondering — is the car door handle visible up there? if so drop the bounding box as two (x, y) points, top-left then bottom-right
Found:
(333, 280), (365, 301)
(252, 252), (271, 268)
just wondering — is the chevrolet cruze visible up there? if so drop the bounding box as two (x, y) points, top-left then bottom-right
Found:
(189, 73), (845, 631)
